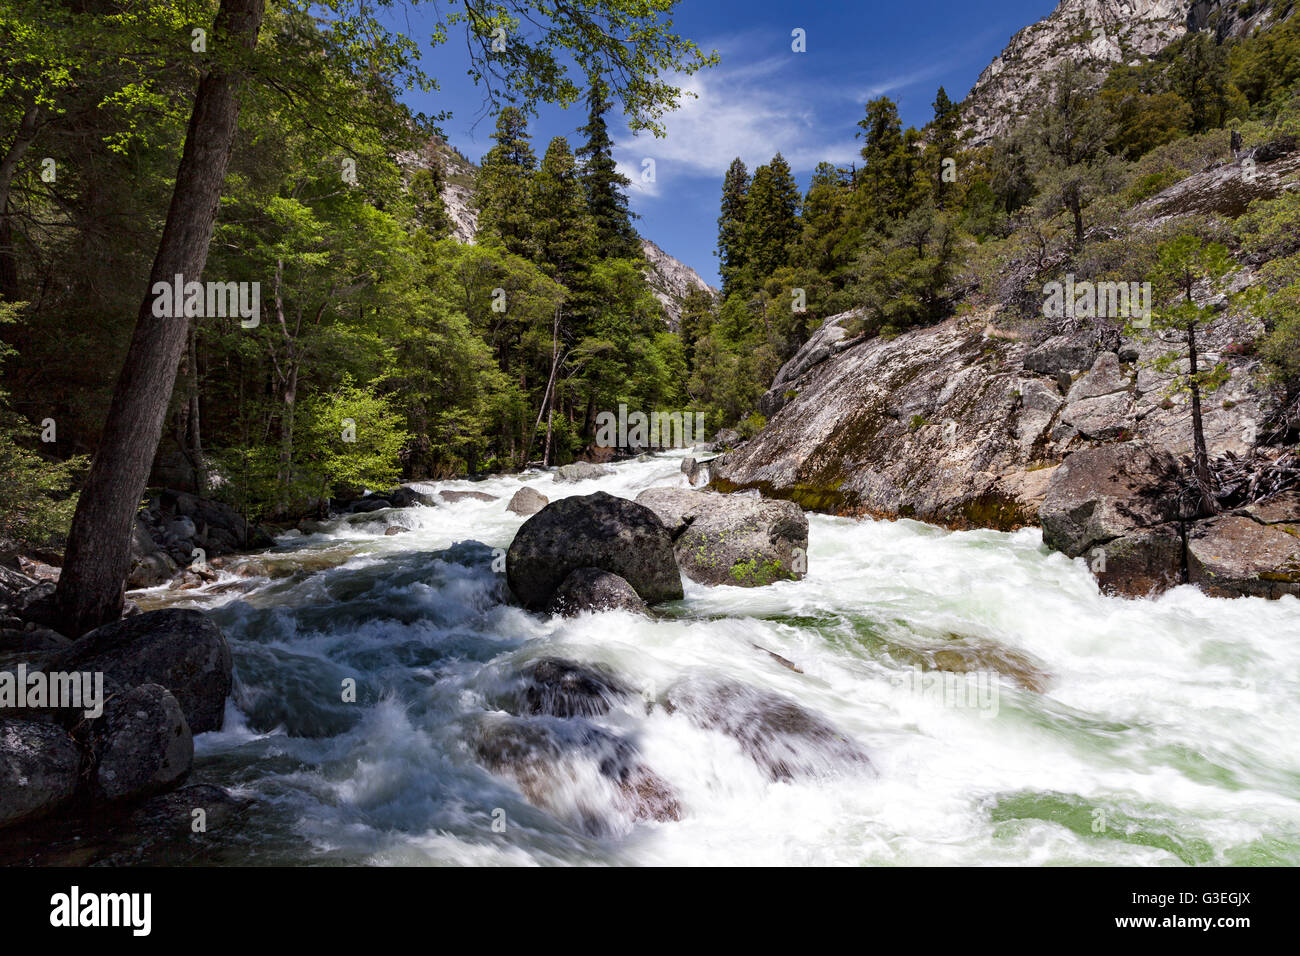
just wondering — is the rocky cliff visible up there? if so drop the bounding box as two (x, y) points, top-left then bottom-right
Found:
(960, 0), (1288, 145)
(713, 139), (1300, 600)
(400, 139), (716, 323)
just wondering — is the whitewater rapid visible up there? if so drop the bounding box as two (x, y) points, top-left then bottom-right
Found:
(139, 451), (1300, 865)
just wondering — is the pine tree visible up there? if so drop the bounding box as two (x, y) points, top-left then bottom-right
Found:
(856, 96), (909, 224)
(576, 81), (639, 259)
(717, 157), (750, 299)
(475, 107), (537, 257)
(929, 86), (961, 207)
(531, 137), (594, 284)
(739, 153), (801, 290)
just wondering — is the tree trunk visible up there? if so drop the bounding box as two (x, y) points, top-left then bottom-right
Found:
(54, 0), (266, 636)
(0, 106), (40, 300)
(1187, 319), (1217, 516)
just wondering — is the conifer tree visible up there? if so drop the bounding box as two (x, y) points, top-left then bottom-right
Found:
(576, 81), (640, 259)
(475, 106), (537, 257)
(717, 157), (750, 298)
(739, 153), (801, 290)
(531, 136), (594, 284)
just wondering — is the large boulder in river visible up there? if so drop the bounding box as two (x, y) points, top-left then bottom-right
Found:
(506, 492), (683, 609)
(1187, 515), (1300, 599)
(90, 683), (193, 802)
(52, 608), (232, 733)
(506, 486), (548, 516)
(635, 488), (808, 587)
(1039, 443), (1179, 557)
(0, 717), (80, 829)
(1039, 443), (1184, 597)
(547, 567), (648, 617)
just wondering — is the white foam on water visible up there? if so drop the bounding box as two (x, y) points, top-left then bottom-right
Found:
(151, 450), (1300, 865)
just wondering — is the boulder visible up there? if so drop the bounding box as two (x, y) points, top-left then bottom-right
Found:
(1023, 333), (1101, 376)
(1039, 442), (1180, 558)
(439, 490), (498, 503)
(1187, 516), (1300, 599)
(712, 428), (742, 448)
(1085, 523), (1187, 597)
(635, 487), (808, 587)
(1059, 352), (1136, 441)
(506, 487), (549, 516)
(0, 718), (81, 829)
(506, 492), (683, 609)
(346, 497), (391, 514)
(90, 683), (193, 802)
(554, 462), (615, 483)
(383, 486), (436, 508)
(53, 609), (232, 733)
(547, 567), (649, 617)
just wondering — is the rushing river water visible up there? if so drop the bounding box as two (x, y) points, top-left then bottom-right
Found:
(132, 450), (1300, 865)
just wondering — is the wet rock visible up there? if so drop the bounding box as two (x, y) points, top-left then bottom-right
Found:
(473, 716), (680, 833)
(635, 487), (808, 587)
(547, 568), (648, 617)
(515, 658), (636, 718)
(663, 676), (871, 782)
(506, 492), (683, 610)
(383, 486), (436, 508)
(384, 526), (409, 536)
(1187, 515), (1300, 599)
(52, 608), (232, 734)
(1039, 442), (1180, 559)
(90, 683), (193, 802)
(681, 457), (707, 485)
(554, 462), (615, 483)
(506, 487), (549, 516)
(440, 490), (498, 503)
(0, 718), (80, 830)
(1086, 523), (1187, 597)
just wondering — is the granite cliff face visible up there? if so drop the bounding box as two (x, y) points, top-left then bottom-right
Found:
(399, 139), (716, 324)
(960, 0), (1286, 145)
(712, 139), (1300, 599)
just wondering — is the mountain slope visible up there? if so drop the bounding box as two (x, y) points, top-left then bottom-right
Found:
(402, 138), (715, 324)
(960, 0), (1286, 145)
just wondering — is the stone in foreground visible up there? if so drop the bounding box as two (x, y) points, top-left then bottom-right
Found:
(635, 487), (808, 587)
(506, 492), (682, 609)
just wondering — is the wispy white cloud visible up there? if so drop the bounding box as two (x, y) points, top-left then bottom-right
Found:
(612, 52), (859, 199)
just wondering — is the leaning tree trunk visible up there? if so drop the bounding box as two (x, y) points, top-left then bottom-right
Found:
(54, 0), (266, 635)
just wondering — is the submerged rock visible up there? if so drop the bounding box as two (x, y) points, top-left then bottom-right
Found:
(515, 658), (636, 718)
(472, 715), (681, 833)
(547, 568), (648, 617)
(663, 676), (871, 782)
(506, 492), (683, 609)
(635, 487), (808, 587)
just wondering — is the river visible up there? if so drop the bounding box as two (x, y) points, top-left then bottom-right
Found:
(135, 450), (1300, 865)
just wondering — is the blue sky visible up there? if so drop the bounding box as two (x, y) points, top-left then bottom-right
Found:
(395, 0), (1058, 285)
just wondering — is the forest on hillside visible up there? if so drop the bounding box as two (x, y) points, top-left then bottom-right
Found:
(4, 0), (1300, 615)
